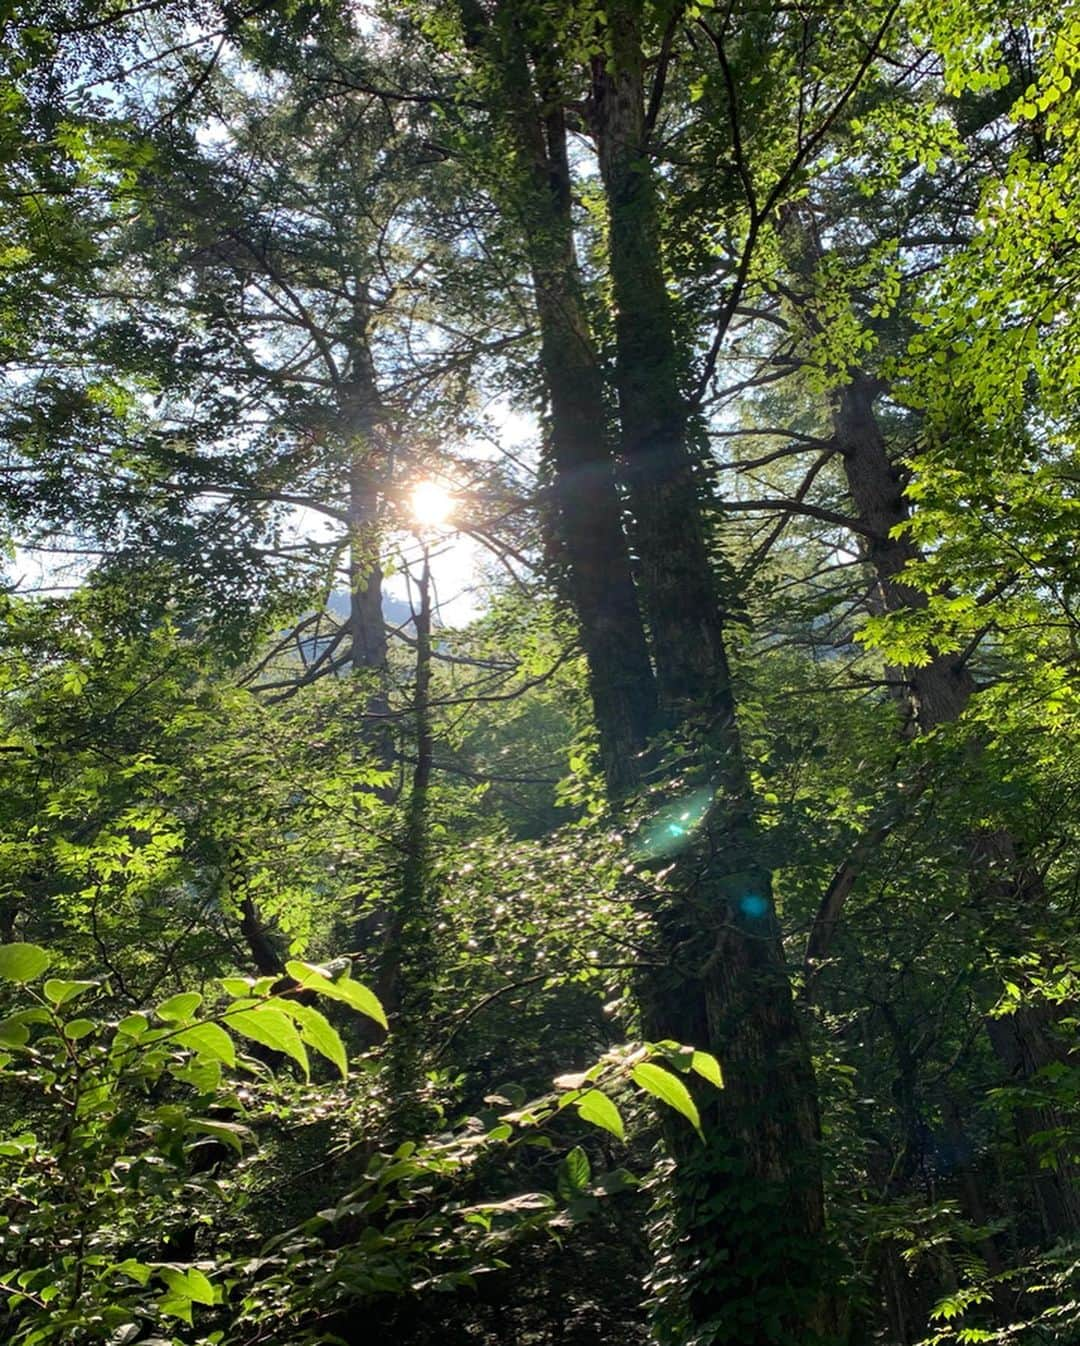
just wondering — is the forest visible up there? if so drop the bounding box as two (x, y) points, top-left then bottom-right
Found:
(1, 0), (1079, 1342)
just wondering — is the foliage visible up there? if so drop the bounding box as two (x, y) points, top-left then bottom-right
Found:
(0, 938), (717, 1344)
(4, 0), (1080, 1342)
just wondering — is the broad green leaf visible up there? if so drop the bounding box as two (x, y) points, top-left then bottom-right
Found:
(158, 1294), (194, 1324)
(220, 977), (252, 998)
(188, 1117), (252, 1154)
(43, 978), (98, 1006)
(632, 1062), (702, 1136)
(0, 1132), (35, 1156)
(62, 1018), (95, 1040)
(557, 1145), (590, 1200)
(224, 1004), (309, 1077)
(159, 1266), (215, 1306)
(0, 943), (50, 983)
(171, 1058), (222, 1094)
(155, 992), (202, 1023)
(176, 1022), (236, 1068)
(285, 960), (387, 1029)
(0, 1017), (30, 1047)
(328, 975), (387, 1028)
(278, 1000), (348, 1078)
(690, 1051), (724, 1089)
(115, 1013), (148, 1036)
(114, 1258), (151, 1285)
(576, 1089), (625, 1140)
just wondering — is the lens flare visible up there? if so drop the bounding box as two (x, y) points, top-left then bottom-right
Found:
(631, 787), (713, 860)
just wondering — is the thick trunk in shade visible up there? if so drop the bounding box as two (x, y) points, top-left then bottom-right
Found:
(590, 12), (734, 732)
(339, 299), (390, 695)
(644, 869), (834, 1344)
(589, 7), (834, 1339)
(486, 0), (658, 794)
(379, 549), (437, 1131)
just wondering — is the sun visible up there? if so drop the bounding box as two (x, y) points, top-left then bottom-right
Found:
(410, 479), (454, 528)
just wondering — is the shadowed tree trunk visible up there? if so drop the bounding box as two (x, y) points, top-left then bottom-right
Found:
(485, 0), (658, 794)
(586, 7), (835, 1339)
(453, 5), (835, 1336)
(774, 198), (1080, 1239)
(379, 546), (437, 1129)
(589, 13), (734, 732)
(339, 293), (390, 697)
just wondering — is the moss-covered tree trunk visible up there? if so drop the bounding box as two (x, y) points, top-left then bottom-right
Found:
(476, 0), (659, 795)
(589, 6), (835, 1339)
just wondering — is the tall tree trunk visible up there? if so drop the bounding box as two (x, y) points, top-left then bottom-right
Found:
(338, 303), (398, 977)
(832, 375), (973, 732)
(339, 294), (389, 692)
(589, 8), (834, 1339)
(589, 9), (734, 731)
(775, 202), (1079, 1236)
(381, 546), (437, 1130)
(484, 1), (658, 794)
(381, 544), (434, 1022)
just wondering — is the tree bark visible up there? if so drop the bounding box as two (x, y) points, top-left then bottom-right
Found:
(588, 8), (834, 1339)
(485, 2), (658, 793)
(339, 292), (390, 690)
(832, 375), (973, 732)
(589, 9), (735, 732)
(380, 545), (435, 1025)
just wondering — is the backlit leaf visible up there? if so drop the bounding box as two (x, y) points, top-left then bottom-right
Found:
(576, 1089), (625, 1140)
(285, 960), (387, 1029)
(631, 1062), (702, 1136)
(224, 1004), (309, 1077)
(0, 943), (50, 983)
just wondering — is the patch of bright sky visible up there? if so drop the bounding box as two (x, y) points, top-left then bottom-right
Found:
(279, 399), (539, 629)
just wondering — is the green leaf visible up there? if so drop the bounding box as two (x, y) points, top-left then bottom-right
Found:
(631, 1062), (702, 1136)
(0, 1132), (35, 1156)
(0, 943), (50, 982)
(690, 1051), (724, 1089)
(176, 1022), (236, 1068)
(43, 978), (98, 1006)
(159, 1266), (215, 1306)
(188, 1117), (252, 1154)
(0, 1017), (30, 1047)
(115, 1013), (148, 1036)
(284, 960), (388, 1029)
(114, 1258), (151, 1285)
(155, 992), (202, 1023)
(576, 1089), (625, 1140)
(325, 974), (387, 1028)
(557, 1145), (591, 1200)
(278, 1000), (348, 1078)
(171, 1058), (222, 1093)
(224, 1004), (309, 1076)
(62, 1018), (95, 1040)
(158, 1294), (194, 1324)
